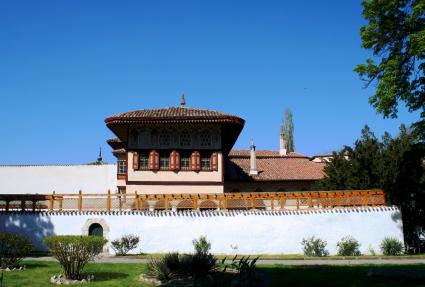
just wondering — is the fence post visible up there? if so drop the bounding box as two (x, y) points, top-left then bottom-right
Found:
(50, 191), (55, 211)
(21, 200), (25, 211)
(107, 190), (111, 211)
(135, 192), (140, 210)
(78, 190), (82, 211)
(5, 200), (9, 212)
(280, 197), (286, 210)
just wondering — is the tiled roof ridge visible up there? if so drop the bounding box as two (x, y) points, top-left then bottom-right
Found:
(229, 150), (310, 159)
(107, 106), (241, 119)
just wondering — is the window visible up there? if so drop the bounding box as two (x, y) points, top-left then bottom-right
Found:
(160, 151), (170, 169)
(159, 133), (170, 147)
(180, 132), (191, 147)
(199, 132), (211, 147)
(139, 153), (149, 170)
(180, 151), (190, 170)
(201, 152), (211, 170)
(118, 160), (126, 174)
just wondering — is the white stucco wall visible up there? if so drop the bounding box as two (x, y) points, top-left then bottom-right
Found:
(0, 207), (403, 255)
(0, 165), (117, 194)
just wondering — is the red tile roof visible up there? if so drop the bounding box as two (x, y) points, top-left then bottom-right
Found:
(226, 150), (325, 181)
(105, 106), (244, 125)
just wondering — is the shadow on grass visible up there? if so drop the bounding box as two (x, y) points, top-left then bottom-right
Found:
(258, 265), (425, 287)
(23, 261), (52, 269)
(84, 272), (129, 282)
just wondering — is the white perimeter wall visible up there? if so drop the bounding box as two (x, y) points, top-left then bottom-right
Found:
(0, 165), (117, 194)
(0, 207), (403, 255)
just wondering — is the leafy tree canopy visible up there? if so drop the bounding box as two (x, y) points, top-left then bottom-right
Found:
(355, 0), (425, 140)
(316, 125), (425, 249)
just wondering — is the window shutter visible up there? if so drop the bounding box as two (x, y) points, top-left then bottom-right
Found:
(191, 151), (200, 171)
(133, 152), (139, 170)
(174, 151), (180, 170)
(149, 150), (159, 171)
(211, 152), (218, 171)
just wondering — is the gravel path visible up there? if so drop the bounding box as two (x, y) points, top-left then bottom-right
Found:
(26, 256), (425, 265)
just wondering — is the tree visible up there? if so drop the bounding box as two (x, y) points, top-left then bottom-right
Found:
(315, 125), (425, 252)
(281, 108), (295, 152)
(316, 126), (383, 190)
(355, 0), (425, 140)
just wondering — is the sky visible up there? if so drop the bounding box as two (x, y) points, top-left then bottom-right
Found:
(0, 0), (420, 164)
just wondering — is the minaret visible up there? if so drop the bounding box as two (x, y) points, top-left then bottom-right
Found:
(249, 140), (258, 175)
(279, 126), (287, 157)
(181, 94), (186, 107)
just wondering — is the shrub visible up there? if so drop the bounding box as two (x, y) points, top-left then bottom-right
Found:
(0, 233), (33, 269)
(337, 236), (361, 256)
(380, 237), (404, 256)
(301, 236), (329, 257)
(146, 236), (218, 283)
(192, 235), (211, 255)
(111, 234), (140, 255)
(229, 256), (261, 287)
(146, 253), (180, 281)
(44, 235), (107, 280)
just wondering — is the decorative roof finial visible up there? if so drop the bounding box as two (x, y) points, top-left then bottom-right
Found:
(181, 94), (186, 107)
(97, 147), (102, 162)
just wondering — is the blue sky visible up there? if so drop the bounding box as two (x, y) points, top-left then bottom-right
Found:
(0, 0), (419, 164)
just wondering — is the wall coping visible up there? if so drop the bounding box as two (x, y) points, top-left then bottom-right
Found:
(0, 206), (399, 217)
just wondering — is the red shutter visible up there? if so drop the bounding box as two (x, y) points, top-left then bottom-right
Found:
(211, 152), (218, 171)
(172, 150), (180, 171)
(191, 151), (200, 171)
(149, 150), (159, 171)
(133, 152), (139, 170)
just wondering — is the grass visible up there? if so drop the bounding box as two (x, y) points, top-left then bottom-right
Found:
(129, 252), (425, 260)
(1, 260), (425, 287)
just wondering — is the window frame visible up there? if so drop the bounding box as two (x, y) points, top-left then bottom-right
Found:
(117, 160), (127, 175)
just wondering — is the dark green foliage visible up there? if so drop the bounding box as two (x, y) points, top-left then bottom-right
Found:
(0, 233), (33, 269)
(337, 236), (362, 256)
(355, 0), (425, 140)
(192, 235), (211, 255)
(381, 237), (405, 256)
(301, 237), (329, 257)
(315, 125), (425, 251)
(146, 236), (219, 283)
(111, 234), (140, 255)
(146, 252), (181, 281)
(228, 255), (261, 287)
(43, 235), (107, 280)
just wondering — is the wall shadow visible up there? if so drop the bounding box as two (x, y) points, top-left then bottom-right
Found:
(0, 213), (55, 251)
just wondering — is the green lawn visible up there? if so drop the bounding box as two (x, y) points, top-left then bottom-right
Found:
(1, 261), (425, 287)
(130, 253), (425, 260)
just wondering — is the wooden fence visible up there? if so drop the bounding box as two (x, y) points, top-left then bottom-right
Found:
(0, 190), (386, 212)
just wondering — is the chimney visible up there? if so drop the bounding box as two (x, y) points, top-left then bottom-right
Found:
(279, 127), (287, 156)
(250, 140), (258, 175)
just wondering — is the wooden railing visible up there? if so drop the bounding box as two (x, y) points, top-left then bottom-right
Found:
(0, 190), (386, 212)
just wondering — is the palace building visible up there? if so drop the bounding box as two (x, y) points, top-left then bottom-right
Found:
(0, 97), (403, 255)
(106, 96), (325, 195)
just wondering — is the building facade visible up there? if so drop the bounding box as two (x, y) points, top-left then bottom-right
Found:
(106, 99), (325, 194)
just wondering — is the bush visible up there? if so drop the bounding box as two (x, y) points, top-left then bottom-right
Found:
(44, 235), (107, 280)
(146, 253), (181, 281)
(301, 236), (329, 257)
(192, 235), (211, 255)
(0, 233), (33, 269)
(146, 236), (218, 283)
(111, 234), (140, 256)
(337, 236), (361, 256)
(380, 237), (404, 256)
